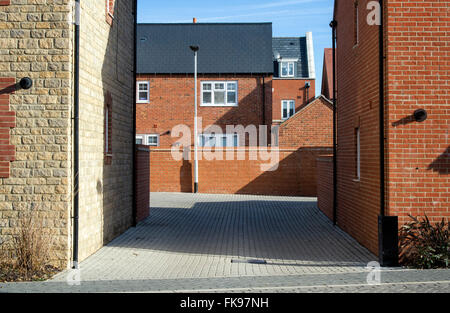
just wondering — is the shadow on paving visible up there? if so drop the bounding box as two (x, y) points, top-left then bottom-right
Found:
(107, 196), (374, 264)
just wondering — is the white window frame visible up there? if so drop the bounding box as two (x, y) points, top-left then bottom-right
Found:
(280, 61), (295, 77)
(136, 134), (159, 146)
(137, 81), (150, 103)
(281, 100), (295, 120)
(201, 81), (238, 107)
(135, 135), (144, 145)
(147, 134), (159, 147)
(198, 133), (239, 148)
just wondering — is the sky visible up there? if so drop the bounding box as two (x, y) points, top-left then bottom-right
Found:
(137, 0), (335, 97)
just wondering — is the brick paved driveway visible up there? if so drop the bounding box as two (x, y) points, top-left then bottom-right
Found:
(1, 193), (449, 293)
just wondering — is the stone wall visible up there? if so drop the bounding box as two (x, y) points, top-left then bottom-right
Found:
(77, 0), (134, 261)
(0, 0), (135, 267)
(0, 0), (73, 267)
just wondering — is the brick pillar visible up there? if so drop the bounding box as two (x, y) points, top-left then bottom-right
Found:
(135, 145), (150, 223)
(0, 77), (16, 178)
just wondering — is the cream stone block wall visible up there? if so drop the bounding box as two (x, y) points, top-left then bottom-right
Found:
(0, 0), (73, 267)
(77, 0), (134, 261)
(0, 0), (135, 267)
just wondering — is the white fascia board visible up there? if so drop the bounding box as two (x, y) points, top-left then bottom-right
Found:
(306, 32), (316, 79)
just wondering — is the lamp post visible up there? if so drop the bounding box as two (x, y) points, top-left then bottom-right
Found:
(190, 45), (199, 193)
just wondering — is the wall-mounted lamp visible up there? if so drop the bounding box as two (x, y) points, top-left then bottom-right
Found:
(305, 82), (311, 104)
(19, 77), (33, 90)
(413, 109), (427, 123)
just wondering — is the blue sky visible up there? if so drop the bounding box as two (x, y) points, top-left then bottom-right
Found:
(137, 0), (335, 97)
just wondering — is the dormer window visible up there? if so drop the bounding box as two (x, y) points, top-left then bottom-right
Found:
(281, 62), (295, 77)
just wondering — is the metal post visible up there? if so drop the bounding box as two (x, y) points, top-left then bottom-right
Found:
(190, 45), (199, 193)
(194, 50), (198, 193)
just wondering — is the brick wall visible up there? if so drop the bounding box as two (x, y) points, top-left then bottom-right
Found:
(136, 74), (273, 147)
(385, 0), (449, 225)
(147, 91), (332, 197)
(278, 96), (333, 148)
(136, 145), (150, 223)
(335, 0), (384, 254)
(150, 147), (331, 196)
(335, 0), (450, 256)
(317, 155), (333, 221)
(0, 77), (15, 178)
(272, 79), (315, 123)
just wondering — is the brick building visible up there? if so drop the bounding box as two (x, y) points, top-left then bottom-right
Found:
(321, 48), (334, 101)
(0, 0), (140, 268)
(272, 33), (316, 125)
(137, 22), (332, 196)
(323, 0), (449, 263)
(136, 22), (273, 148)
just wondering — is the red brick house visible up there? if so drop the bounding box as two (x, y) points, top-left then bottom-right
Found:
(321, 0), (449, 265)
(136, 23), (273, 148)
(271, 33), (316, 126)
(136, 22), (332, 196)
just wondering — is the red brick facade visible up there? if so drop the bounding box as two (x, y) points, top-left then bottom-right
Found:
(149, 147), (331, 196)
(272, 79), (315, 123)
(146, 93), (333, 196)
(333, 0), (450, 255)
(0, 77), (16, 178)
(278, 96), (333, 148)
(136, 74), (273, 147)
(385, 0), (449, 225)
(317, 155), (334, 221)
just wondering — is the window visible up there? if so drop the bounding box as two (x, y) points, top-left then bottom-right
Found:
(282, 100), (295, 119)
(355, 127), (360, 180)
(198, 133), (239, 147)
(137, 82), (150, 103)
(280, 62), (295, 77)
(136, 135), (144, 145)
(147, 134), (159, 146)
(136, 134), (159, 146)
(104, 91), (113, 164)
(201, 81), (237, 106)
(354, 1), (359, 46)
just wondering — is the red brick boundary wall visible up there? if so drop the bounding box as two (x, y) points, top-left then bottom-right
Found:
(150, 147), (332, 196)
(136, 145), (150, 223)
(0, 77), (16, 178)
(317, 155), (333, 221)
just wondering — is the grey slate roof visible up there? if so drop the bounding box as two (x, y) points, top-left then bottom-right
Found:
(137, 23), (273, 74)
(272, 37), (309, 78)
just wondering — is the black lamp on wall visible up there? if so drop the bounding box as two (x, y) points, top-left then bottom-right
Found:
(413, 109), (427, 123)
(19, 77), (33, 90)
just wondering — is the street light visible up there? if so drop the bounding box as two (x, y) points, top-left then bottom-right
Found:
(190, 45), (199, 193)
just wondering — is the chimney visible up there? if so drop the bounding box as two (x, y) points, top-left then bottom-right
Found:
(193, 17), (197, 23)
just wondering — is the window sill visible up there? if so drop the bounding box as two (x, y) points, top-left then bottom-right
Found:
(200, 104), (238, 107)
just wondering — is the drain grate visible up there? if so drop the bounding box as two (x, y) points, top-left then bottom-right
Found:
(231, 259), (267, 264)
